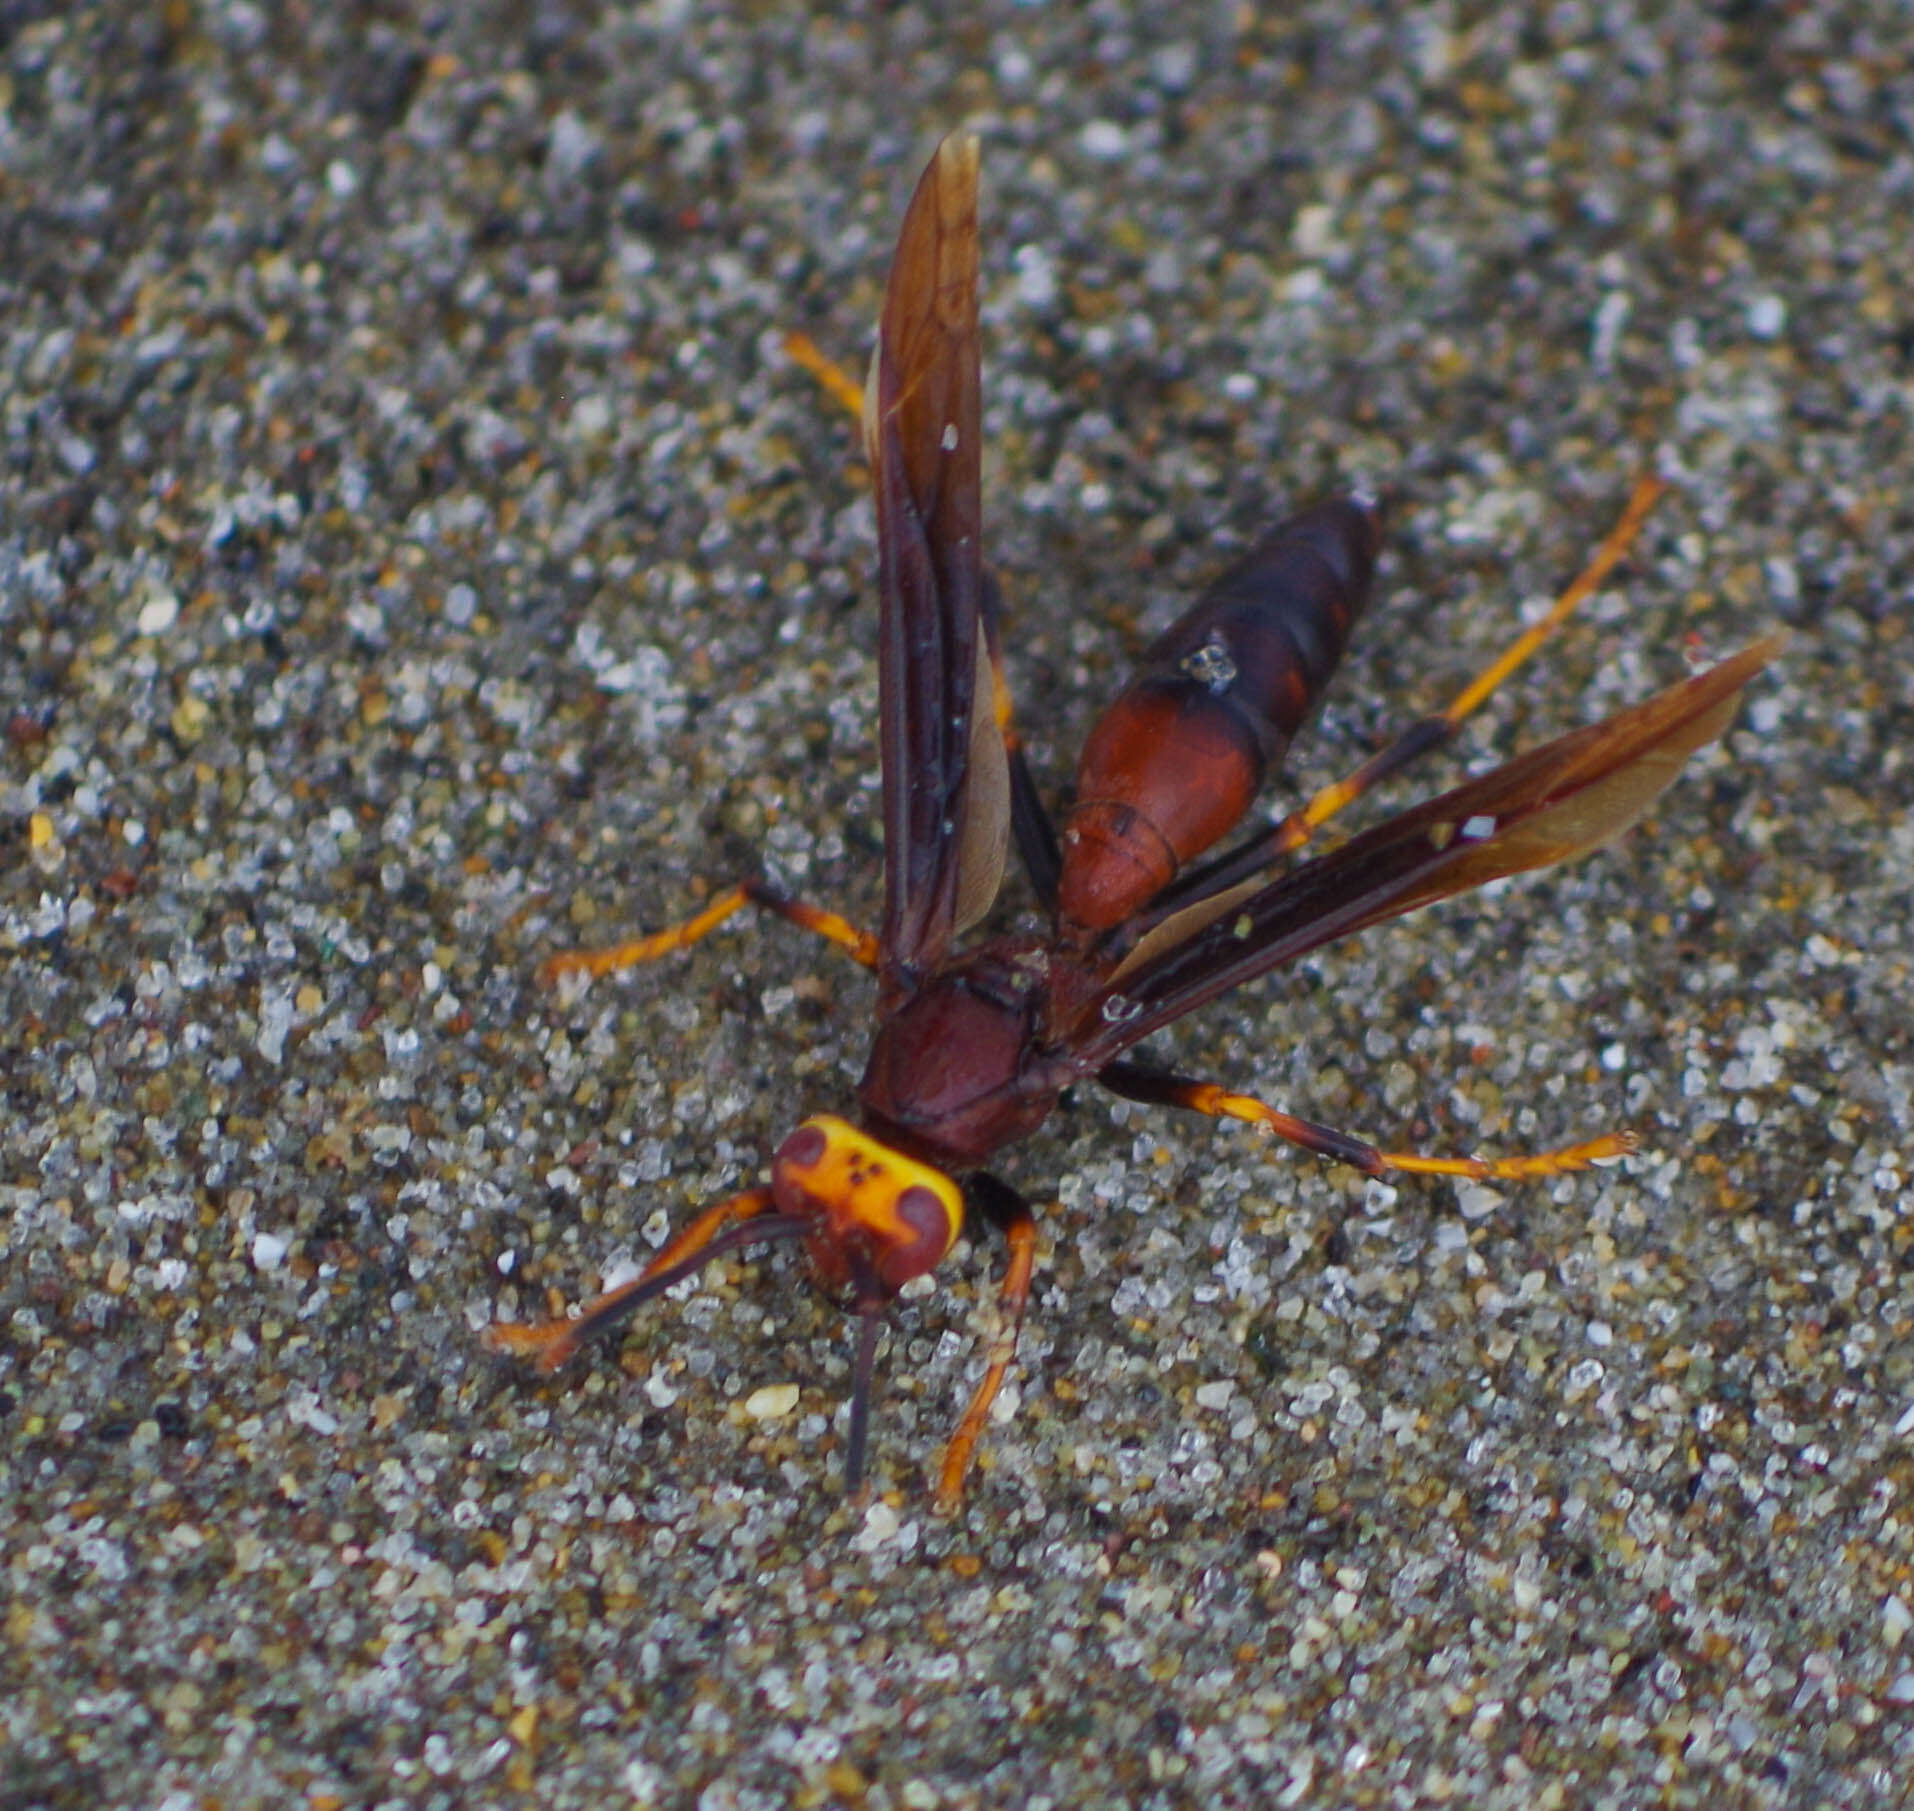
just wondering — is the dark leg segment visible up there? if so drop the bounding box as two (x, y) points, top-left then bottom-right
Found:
(980, 569), (1063, 908)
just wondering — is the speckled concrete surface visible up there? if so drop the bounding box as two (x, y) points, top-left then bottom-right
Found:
(4, 5), (1911, 1808)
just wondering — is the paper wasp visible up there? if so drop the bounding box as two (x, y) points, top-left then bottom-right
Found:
(487, 134), (1778, 1507)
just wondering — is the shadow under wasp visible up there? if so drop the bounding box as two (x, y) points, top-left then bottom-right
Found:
(486, 133), (1779, 1508)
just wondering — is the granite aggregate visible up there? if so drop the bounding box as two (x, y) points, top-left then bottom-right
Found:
(3, 4), (1912, 1808)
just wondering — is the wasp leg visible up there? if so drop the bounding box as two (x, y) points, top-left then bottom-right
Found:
(540, 878), (879, 986)
(534, 337), (890, 989)
(1098, 1061), (1633, 1183)
(935, 1174), (1038, 1511)
(483, 1185), (780, 1372)
(1162, 476), (1667, 910)
(784, 329), (867, 420)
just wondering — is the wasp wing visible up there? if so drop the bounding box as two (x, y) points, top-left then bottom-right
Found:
(1062, 637), (1781, 1072)
(865, 132), (1009, 1000)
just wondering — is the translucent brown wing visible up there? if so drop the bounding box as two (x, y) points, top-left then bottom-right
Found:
(1063, 636), (1782, 1072)
(864, 133), (1009, 999)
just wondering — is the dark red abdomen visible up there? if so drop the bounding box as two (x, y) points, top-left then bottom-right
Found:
(1058, 497), (1383, 931)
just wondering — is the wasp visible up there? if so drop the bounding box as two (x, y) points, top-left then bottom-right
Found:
(487, 134), (1778, 1507)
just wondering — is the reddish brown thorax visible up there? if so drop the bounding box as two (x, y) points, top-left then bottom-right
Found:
(856, 942), (1062, 1171)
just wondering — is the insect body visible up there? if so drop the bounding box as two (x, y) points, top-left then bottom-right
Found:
(488, 134), (1778, 1506)
(1056, 499), (1381, 935)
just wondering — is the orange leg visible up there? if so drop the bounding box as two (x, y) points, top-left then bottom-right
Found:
(482, 1185), (779, 1372)
(540, 878), (879, 986)
(542, 344), (883, 991)
(935, 1178), (1038, 1510)
(1099, 1063), (1633, 1184)
(783, 329), (866, 421)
